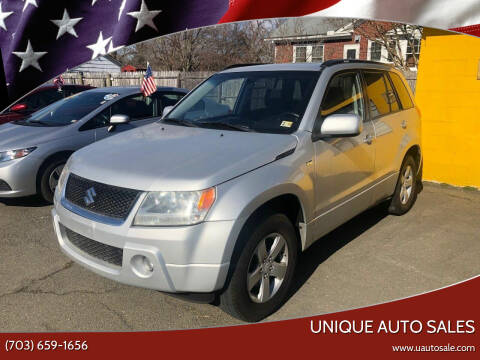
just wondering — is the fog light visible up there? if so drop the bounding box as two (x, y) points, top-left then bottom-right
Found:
(131, 255), (154, 278)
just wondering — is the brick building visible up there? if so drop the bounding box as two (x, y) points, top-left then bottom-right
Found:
(266, 19), (421, 71)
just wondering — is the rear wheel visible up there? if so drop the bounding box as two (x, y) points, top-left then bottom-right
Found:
(388, 155), (418, 215)
(220, 213), (298, 322)
(38, 159), (66, 203)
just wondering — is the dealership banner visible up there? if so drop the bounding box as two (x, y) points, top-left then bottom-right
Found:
(1, 0), (480, 107)
(1, 277), (478, 358)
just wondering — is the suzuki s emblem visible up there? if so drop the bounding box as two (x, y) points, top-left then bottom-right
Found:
(84, 187), (97, 205)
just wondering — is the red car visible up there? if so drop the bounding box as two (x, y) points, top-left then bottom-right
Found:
(0, 84), (94, 125)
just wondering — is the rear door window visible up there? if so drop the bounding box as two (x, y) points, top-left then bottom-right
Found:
(389, 72), (414, 110)
(363, 72), (393, 119)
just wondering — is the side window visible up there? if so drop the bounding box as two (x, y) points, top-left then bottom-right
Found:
(110, 94), (155, 121)
(384, 73), (400, 113)
(389, 72), (414, 110)
(363, 72), (393, 119)
(157, 93), (185, 112)
(313, 72), (364, 136)
(80, 107), (111, 131)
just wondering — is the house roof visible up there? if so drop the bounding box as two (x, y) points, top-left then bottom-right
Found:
(266, 18), (353, 41)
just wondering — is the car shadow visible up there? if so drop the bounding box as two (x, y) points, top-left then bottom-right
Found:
(0, 195), (50, 208)
(287, 201), (390, 300)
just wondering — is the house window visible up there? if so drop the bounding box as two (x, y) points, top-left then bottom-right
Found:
(387, 41), (397, 62)
(406, 38), (421, 67)
(312, 45), (324, 62)
(294, 44), (324, 63)
(294, 46), (307, 63)
(370, 42), (382, 61)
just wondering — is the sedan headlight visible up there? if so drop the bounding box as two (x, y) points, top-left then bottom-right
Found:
(0, 147), (36, 163)
(134, 187), (216, 226)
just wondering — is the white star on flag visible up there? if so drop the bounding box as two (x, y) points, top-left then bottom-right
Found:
(86, 31), (112, 59)
(22, 0), (38, 12)
(128, 0), (162, 32)
(0, 2), (13, 31)
(51, 9), (83, 39)
(12, 40), (47, 72)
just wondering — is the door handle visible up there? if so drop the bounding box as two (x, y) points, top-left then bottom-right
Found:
(401, 120), (407, 129)
(363, 134), (373, 145)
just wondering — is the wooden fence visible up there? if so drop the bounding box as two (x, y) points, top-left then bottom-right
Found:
(62, 69), (418, 93)
(62, 71), (214, 90)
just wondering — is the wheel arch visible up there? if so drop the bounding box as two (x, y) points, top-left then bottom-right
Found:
(221, 190), (307, 294)
(35, 150), (75, 190)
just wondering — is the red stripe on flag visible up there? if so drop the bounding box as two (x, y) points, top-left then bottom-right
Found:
(220, 0), (341, 23)
(450, 24), (480, 37)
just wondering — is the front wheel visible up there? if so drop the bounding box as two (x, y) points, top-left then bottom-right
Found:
(38, 159), (66, 203)
(388, 155), (419, 215)
(220, 213), (298, 322)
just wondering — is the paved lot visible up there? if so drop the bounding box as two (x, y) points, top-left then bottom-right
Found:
(0, 182), (479, 331)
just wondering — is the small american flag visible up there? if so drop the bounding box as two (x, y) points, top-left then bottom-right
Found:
(53, 75), (64, 89)
(141, 63), (156, 97)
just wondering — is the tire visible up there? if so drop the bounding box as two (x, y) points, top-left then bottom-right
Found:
(388, 155), (419, 215)
(38, 158), (67, 203)
(220, 213), (298, 322)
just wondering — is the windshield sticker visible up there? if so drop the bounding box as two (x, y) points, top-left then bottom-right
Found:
(280, 121), (293, 128)
(103, 93), (119, 101)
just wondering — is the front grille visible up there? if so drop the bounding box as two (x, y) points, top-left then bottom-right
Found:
(0, 180), (11, 191)
(64, 173), (141, 220)
(62, 225), (123, 266)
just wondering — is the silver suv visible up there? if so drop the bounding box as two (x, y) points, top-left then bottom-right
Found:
(52, 61), (422, 322)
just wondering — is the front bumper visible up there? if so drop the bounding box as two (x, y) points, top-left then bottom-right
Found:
(0, 155), (39, 198)
(52, 201), (235, 293)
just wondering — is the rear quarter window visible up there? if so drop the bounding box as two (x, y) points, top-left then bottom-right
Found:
(389, 72), (414, 110)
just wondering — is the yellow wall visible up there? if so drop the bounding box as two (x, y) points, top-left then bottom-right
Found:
(415, 29), (480, 188)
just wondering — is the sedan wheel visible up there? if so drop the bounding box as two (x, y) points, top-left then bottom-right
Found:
(48, 164), (64, 193)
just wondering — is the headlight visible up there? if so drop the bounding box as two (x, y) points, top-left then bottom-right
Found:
(0, 147), (36, 162)
(134, 187), (216, 226)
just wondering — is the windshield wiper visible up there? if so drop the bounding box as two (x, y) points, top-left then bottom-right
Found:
(28, 120), (51, 125)
(162, 118), (198, 127)
(197, 121), (254, 132)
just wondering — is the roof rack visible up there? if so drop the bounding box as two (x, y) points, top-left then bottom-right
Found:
(223, 63), (269, 70)
(321, 59), (393, 67)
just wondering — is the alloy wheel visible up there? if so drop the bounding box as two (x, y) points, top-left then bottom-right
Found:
(400, 164), (414, 205)
(247, 233), (289, 303)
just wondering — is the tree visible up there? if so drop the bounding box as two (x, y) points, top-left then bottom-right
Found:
(353, 20), (423, 70)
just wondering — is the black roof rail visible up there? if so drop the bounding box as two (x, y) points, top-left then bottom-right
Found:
(223, 63), (269, 70)
(321, 59), (393, 67)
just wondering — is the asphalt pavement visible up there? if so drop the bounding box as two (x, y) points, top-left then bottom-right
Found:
(0, 182), (479, 331)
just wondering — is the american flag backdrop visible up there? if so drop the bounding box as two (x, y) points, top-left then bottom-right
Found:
(0, 0), (479, 109)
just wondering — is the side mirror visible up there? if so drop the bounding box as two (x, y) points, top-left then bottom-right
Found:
(162, 106), (174, 117)
(320, 114), (363, 138)
(10, 103), (27, 112)
(108, 114), (130, 132)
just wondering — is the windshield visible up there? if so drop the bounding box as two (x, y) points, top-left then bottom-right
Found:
(164, 71), (319, 134)
(17, 91), (117, 126)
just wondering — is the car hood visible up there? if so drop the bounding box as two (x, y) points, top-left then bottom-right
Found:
(70, 122), (298, 191)
(0, 122), (74, 151)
